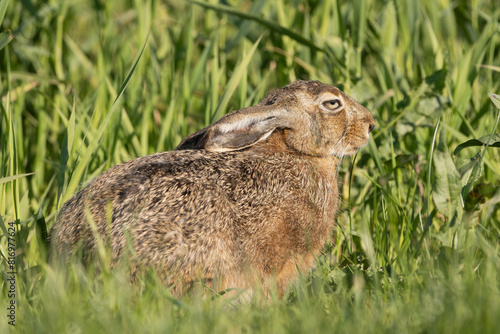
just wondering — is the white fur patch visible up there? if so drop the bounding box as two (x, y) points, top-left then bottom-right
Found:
(208, 129), (275, 152)
(217, 116), (260, 134)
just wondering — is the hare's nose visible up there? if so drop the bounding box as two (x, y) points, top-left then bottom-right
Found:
(368, 123), (375, 133)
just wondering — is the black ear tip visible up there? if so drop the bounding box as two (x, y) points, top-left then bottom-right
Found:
(176, 130), (210, 150)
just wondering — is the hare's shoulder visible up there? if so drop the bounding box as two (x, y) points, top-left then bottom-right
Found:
(94, 150), (238, 182)
(84, 149), (310, 202)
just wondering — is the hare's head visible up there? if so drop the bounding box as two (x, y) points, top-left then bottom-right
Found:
(177, 80), (375, 157)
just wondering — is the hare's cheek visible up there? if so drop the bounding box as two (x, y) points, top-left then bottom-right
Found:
(326, 114), (348, 137)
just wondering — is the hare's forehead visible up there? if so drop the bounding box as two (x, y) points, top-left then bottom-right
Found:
(295, 89), (343, 101)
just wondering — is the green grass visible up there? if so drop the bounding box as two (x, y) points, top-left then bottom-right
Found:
(1, 0), (500, 332)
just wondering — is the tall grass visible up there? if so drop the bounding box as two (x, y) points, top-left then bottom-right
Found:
(1, 0), (499, 332)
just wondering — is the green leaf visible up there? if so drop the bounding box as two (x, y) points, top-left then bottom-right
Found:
(328, 269), (347, 285)
(457, 155), (482, 178)
(0, 30), (14, 51)
(488, 92), (500, 110)
(433, 141), (462, 219)
(455, 94), (500, 200)
(453, 134), (500, 156)
(460, 155), (484, 200)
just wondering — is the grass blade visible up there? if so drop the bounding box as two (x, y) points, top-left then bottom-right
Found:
(0, 0), (10, 26)
(189, 0), (323, 53)
(64, 32), (151, 201)
(0, 172), (35, 185)
(0, 29), (13, 51)
(113, 30), (151, 105)
(211, 36), (262, 122)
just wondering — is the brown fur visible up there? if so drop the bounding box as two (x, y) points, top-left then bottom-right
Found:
(49, 80), (375, 297)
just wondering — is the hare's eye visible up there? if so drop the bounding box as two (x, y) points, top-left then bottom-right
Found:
(322, 99), (342, 111)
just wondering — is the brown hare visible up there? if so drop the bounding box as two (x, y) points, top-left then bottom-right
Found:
(50, 80), (375, 297)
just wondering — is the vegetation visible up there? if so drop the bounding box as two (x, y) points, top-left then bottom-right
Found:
(1, 0), (499, 332)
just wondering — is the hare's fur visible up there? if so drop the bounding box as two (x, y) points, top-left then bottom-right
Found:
(50, 80), (375, 297)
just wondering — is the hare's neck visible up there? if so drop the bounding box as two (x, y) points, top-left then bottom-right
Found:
(309, 156), (340, 183)
(304, 155), (339, 211)
(314, 156), (339, 188)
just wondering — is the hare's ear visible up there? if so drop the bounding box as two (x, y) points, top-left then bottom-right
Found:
(178, 105), (290, 152)
(175, 127), (211, 150)
(205, 116), (281, 152)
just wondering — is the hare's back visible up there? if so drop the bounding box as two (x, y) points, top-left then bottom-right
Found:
(51, 150), (258, 251)
(51, 149), (313, 264)
(55, 149), (242, 225)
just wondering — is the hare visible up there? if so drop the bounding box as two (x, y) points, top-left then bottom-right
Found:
(49, 80), (375, 297)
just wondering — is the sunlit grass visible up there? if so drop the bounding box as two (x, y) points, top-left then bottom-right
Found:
(1, 0), (499, 333)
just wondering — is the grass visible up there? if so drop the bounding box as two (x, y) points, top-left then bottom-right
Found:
(1, 0), (500, 332)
